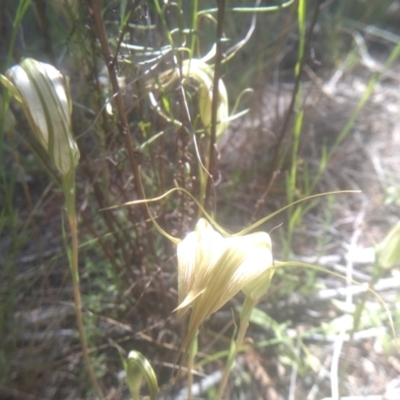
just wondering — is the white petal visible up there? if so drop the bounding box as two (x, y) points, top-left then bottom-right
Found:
(5, 58), (80, 175)
(176, 219), (225, 314)
(6, 64), (49, 147)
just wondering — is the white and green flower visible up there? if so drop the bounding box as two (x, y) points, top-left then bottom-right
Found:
(0, 58), (79, 175)
(176, 218), (274, 350)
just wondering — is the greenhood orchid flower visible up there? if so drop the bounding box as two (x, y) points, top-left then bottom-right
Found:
(149, 58), (229, 140)
(176, 218), (274, 351)
(0, 58), (79, 175)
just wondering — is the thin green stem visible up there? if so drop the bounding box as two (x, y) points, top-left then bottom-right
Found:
(190, 0), (199, 57)
(6, 0), (31, 64)
(285, 0), (306, 257)
(265, 0), (321, 191)
(204, 0), (226, 212)
(63, 171), (104, 400)
(217, 296), (257, 399)
(187, 330), (198, 400)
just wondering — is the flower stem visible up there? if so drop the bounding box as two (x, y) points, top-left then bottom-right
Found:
(63, 171), (104, 399)
(204, 0), (226, 211)
(187, 330), (198, 400)
(217, 296), (257, 399)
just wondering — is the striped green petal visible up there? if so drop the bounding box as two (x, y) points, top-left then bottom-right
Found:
(1, 58), (79, 175)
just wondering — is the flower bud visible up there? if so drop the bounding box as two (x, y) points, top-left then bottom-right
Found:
(0, 58), (79, 175)
(125, 350), (158, 400)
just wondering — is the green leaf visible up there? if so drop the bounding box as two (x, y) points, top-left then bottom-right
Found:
(377, 221), (400, 269)
(247, 307), (286, 340)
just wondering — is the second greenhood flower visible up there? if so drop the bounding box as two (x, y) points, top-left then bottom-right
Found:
(176, 218), (274, 350)
(152, 58), (229, 140)
(0, 58), (79, 175)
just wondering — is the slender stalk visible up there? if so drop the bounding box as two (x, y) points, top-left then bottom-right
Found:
(189, 0), (199, 57)
(204, 0), (226, 212)
(217, 296), (257, 400)
(63, 170), (104, 400)
(187, 330), (198, 400)
(187, 362), (193, 400)
(265, 0), (321, 189)
(6, 0), (30, 64)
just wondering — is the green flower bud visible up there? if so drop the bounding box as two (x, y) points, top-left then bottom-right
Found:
(0, 58), (79, 175)
(125, 350), (158, 400)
